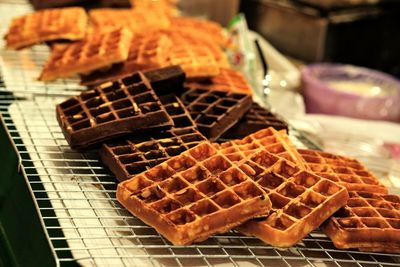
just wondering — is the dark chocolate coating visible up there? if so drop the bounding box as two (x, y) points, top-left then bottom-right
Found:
(100, 95), (206, 182)
(81, 65), (185, 97)
(57, 72), (174, 150)
(180, 87), (252, 141)
(220, 102), (288, 141)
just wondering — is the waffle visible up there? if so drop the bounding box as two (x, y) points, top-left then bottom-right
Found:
(81, 33), (172, 86)
(143, 66), (185, 96)
(298, 149), (388, 194)
(29, 0), (89, 9)
(168, 30), (230, 69)
(56, 72), (173, 150)
(322, 191), (400, 253)
(180, 87), (252, 141)
(101, 95), (207, 182)
(131, 0), (178, 15)
(169, 42), (220, 79)
(99, 0), (131, 7)
(220, 103), (289, 141)
(219, 128), (307, 169)
(170, 17), (228, 48)
(5, 7), (87, 49)
(89, 9), (136, 33)
(235, 149), (349, 247)
(117, 142), (272, 245)
(39, 28), (132, 81)
(185, 68), (252, 95)
(89, 8), (170, 34)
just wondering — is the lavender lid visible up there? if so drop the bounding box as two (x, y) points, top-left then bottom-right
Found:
(301, 63), (400, 122)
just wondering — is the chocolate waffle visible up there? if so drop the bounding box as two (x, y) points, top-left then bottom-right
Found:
(298, 149), (387, 194)
(235, 149), (349, 247)
(56, 72), (173, 150)
(39, 28), (132, 81)
(89, 8), (170, 34)
(143, 66), (185, 96)
(81, 33), (172, 86)
(170, 17), (228, 48)
(29, 0), (89, 9)
(219, 128), (307, 169)
(322, 191), (400, 253)
(5, 7), (87, 49)
(99, 0), (131, 7)
(220, 103), (289, 140)
(185, 68), (252, 95)
(180, 87), (252, 141)
(117, 142), (272, 245)
(101, 95), (207, 182)
(85, 65), (186, 96)
(169, 42), (220, 79)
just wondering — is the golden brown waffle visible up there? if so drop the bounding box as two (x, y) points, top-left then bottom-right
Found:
(89, 9), (136, 33)
(89, 8), (170, 34)
(117, 142), (272, 245)
(235, 149), (349, 247)
(169, 42), (220, 79)
(299, 149), (387, 194)
(218, 127), (308, 169)
(170, 17), (228, 48)
(131, 0), (178, 15)
(39, 28), (132, 81)
(5, 7), (87, 49)
(186, 68), (252, 94)
(81, 32), (172, 85)
(167, 30), (230, 68)
(322, 191), (400, 253)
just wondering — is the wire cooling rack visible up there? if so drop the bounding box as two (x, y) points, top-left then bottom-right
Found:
(0, 1), (84, 97)
(1, 1), (400, 266)
(2, 95), (400, 267)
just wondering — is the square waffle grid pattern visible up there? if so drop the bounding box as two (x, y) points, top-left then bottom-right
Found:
(220, 102), (289, 140)
(0, 2), (85, 96)
(170, 17), (227, 48)
(89, 8), (171, 34)
(322, 191), (400, 253)
(219, 128), (307, 169)
(82, 32), (173, 86)
(169, 42), (220, 79)
(101, 127), (206, 182)
(117, 142), (272, 245)
(3, 96), (400, 266)
(39, 27), (132, 81)
(185, 68), (252, 95)
(167, 30), (229, 69)
(235, 150), (348, 247)
(5, 7), (87, 49)
(180, 88), (252, 141)
(56, 72), (172, 149)
(298, 149), (388, 194)
(101, 95), (206, 182)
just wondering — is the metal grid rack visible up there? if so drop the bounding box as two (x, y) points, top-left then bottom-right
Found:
(0, 1), (84, 97)
(1, 1), (400, 266)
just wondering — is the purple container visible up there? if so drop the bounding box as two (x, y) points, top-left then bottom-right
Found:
(301, 64), (400, 122)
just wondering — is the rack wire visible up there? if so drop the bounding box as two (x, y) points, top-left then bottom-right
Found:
(0, 2), (84, 97)
(1, 1), (400, 266)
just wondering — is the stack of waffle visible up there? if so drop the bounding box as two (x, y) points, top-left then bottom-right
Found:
(52, 64), (399, 252)
(5, 2), (240, 84)
(5, 0), (399, 255)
